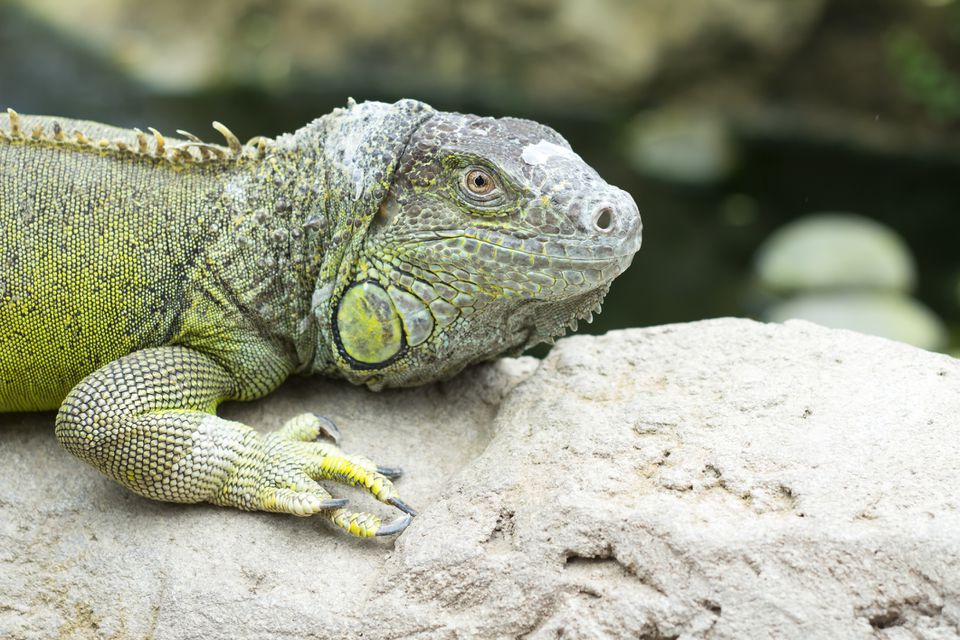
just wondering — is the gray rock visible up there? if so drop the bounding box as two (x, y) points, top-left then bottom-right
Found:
(2, 319), (959, 639)
(756, 213), (917, 293)
(766, 291), (948, 351)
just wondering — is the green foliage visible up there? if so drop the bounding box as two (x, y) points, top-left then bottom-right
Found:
(886, 28), (960, 123)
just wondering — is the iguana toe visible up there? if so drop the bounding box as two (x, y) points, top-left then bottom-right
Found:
(376, 465), (404, 479)
(302, 450), (405, 504)
(313, 414), (342, 443)
(318, 497), (350, 509)
(326, 508), (411, 538)
(375, 514), (413, 537)
(256, 486), (349, 516)
(386, 497), (418, 517)
(277, 412), (338, 442)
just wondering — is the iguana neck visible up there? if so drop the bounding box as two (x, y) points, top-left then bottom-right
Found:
(276, 100), (437, 378)
(255, 121), (337, 373)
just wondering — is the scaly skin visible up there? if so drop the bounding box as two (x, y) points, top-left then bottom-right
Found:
(0, 99), (641, 537)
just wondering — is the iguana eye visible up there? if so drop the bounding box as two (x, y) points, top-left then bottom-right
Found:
(461, 167), (499, 200)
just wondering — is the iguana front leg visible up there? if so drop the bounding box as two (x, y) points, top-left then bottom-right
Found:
(54, 346), (413, 537)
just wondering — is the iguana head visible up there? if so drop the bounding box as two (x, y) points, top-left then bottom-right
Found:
(313, 100), (641, 389)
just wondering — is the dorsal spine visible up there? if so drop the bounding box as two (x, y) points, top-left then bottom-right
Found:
(0, 107), (271, 166)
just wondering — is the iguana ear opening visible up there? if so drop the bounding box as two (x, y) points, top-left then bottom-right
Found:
(333, 281), (405, 368)
(331, 277), (440, 373)
(306, 99), (434, 377)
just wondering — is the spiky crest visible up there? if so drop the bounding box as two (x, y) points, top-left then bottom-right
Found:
(0, 107), (272, 166)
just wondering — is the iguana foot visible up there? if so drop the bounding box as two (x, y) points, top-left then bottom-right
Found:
(270, 413), (417, 536)
(57, 347), (417, 539)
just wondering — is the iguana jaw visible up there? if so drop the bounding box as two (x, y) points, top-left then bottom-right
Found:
(327, 221), (639, 389)
(400, 226), (640, 301)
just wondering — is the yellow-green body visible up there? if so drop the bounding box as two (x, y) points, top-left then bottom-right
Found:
(2, 118), (207, 410)
(1, 113), (307, 413)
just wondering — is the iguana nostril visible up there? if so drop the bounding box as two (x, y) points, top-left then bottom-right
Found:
(593, 207), (615, 233)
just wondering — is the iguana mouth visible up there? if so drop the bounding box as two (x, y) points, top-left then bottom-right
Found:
(412, 228), (641, 263)
(401, 235), (639, 288)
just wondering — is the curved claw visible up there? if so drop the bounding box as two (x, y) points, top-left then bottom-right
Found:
(318, 497), (349, 509)
(376, 465), (404, 479)
(313, 415), (341, 443)
(387, 497), (418, 517)
(375, 514), (413, 536)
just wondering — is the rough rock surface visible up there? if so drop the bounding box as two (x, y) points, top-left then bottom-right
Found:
(2, 318), (958, 639)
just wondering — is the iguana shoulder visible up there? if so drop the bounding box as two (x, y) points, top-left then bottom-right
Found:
(0, 108), (297, 409)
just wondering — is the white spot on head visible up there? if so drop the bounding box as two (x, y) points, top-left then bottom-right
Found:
(521, 140), (581, 166)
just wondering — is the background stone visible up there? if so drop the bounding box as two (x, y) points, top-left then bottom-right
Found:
(2, 319), (958, 639)
(6, 0), (825, 109)
(755, 213), (917, 294)
(765, 292), (948, 351)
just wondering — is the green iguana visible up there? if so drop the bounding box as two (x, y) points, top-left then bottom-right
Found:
(0, 99), (641, 537)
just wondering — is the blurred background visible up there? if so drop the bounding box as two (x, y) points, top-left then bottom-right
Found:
(2, 0), (958, 355)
